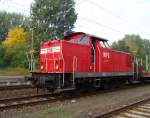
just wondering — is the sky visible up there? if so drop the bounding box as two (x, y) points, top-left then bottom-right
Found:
(0, 0), (149, 43)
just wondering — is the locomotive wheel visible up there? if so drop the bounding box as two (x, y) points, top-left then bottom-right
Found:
(101, 79), (126, 89)
(101, 80), (111, 89)
(140, 78), (146, 84)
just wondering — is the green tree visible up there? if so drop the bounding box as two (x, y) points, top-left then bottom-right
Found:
(30, 0), (77, 41)
(3, 44), (28, 68)
(111, 35), (150, 70)
(112, 39), (130, 52)
(29, 0), (77, 70)
(0, 45), (6, 68)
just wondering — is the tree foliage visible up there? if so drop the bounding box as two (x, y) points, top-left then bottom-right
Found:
(3, 27), (27, 46)
(0, 11), (27, 43)
(0, 27), (28, 68)
(28, 0), (77, 70)
(30, 0), (77, 40)
(0, 45), (6, 67)
(0, 0), (77, 70)
(3, 44), (28, 68)
(111, 35), (150, 70)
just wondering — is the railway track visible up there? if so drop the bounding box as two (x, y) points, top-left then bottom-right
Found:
(0, 85), (134, 110)
(0, 81), (30, 85)
(0, 82), (150, 111)
(94, 96), (150, 118)
(0, 94), (62, 110)
(0, 84), (34, 91)
(0, 78), (33, 90)
(0, 77), (26, 85)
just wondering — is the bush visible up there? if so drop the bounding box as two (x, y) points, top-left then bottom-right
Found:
(0, 45), (6, 68)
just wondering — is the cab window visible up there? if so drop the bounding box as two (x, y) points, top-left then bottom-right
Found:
(68, 36), (88, 45)
(79, 36), (88, 45)
(100, 41), (105, 48)
(99, 41), (110, 48)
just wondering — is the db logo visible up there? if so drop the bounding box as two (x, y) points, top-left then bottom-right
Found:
(103, 52), (110, 59)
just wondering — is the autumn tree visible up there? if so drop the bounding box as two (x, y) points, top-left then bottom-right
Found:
(0, 11), (28, 43)
(3, 27), (27, 46)
(2, 27), (28, 68)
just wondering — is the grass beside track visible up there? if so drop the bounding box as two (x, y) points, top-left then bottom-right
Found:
(0, 68), (29, 76)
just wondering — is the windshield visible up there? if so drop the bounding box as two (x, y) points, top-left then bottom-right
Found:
(68, 35), (88, 45)
(99, 41), (110, 48)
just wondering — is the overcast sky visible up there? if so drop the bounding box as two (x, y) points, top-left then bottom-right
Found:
(0, 0), (149, 43)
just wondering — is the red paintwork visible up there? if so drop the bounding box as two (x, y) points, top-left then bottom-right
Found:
(95, 43), (132, 72)
(40, 32), (133, 74)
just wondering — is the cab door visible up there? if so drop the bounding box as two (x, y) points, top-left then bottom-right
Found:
(96, 41), (112, 72)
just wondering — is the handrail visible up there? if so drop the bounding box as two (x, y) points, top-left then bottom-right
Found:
(60, 43), (65, 87)
(62, 58), (65, 87)
(136, 58), (139, 79)
(92, 43), (96, 72)
(44, 53), (48, 72)
(97, 45), (101, 72)
(73, 56), (77, 86)
(52, 51), (55, 72)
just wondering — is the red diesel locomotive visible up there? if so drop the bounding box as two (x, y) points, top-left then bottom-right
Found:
(30, 32), (141, 92)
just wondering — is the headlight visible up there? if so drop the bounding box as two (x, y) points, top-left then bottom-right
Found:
(41, 66), (44, 70)
(55, 61), (59, 70)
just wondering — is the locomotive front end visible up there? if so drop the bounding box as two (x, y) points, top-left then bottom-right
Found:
(40, 40), (63, 73)
(31, 40), (65, 91)
(30, 32), (91, 91)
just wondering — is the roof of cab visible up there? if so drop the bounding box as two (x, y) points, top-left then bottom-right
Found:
(64, 32), (108, 41)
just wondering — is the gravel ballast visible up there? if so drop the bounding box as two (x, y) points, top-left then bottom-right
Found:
(0, 88), (47, 99)
(1, 84), (150, 118)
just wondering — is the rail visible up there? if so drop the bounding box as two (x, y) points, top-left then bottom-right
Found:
(0, 94), (62, 110)
(94, 95), (150, 118)
(0, 84), (34, 91)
